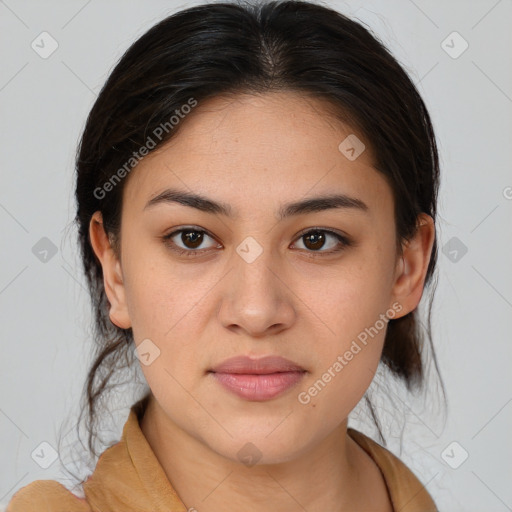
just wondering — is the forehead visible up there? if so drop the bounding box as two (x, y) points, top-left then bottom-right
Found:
(122, 91), (391, 217)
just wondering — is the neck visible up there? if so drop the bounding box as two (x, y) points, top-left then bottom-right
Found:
(139, 396), (373, 512)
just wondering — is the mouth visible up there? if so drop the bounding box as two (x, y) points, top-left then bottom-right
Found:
(208, 355), (307, 401)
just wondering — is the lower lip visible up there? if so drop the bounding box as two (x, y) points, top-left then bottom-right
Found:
(211, 371), (306, 401)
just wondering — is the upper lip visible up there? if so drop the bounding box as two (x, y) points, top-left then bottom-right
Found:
(210, 355), (306, 374)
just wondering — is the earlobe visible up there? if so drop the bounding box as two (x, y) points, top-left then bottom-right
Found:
(89, 211), (132, 329)
(390, 213), (435, 318)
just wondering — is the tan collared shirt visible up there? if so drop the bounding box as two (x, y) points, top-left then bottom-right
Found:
(7, 398), (437, 511)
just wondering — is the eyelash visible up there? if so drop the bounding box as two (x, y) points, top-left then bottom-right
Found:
(161, 226), (353, 258)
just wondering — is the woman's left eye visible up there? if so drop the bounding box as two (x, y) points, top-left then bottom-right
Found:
(291, 229), (352, 254)
(162, 227), (352, 257)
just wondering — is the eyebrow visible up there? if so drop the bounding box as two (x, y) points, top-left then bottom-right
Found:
(143, 187), (369, 220)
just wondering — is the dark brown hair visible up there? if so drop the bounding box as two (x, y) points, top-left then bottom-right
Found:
(63, 0), (446, 485)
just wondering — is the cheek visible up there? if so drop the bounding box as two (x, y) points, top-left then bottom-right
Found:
(291, 249), (394, 401)
(122, 244), (204, 335)
(296, 282), (389, 423)
(294, 253), (393, 341)
(121, 249), (220, 375)
(125, 267), (204, 401)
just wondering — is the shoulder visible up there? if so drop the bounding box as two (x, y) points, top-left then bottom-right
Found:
(6, 479), (91, 512)
(348, 428), (438, 512)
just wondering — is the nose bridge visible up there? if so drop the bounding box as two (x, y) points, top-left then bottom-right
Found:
(233, 234), (278, 293)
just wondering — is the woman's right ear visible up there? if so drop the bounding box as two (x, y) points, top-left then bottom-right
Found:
(88, 211), (132, 329)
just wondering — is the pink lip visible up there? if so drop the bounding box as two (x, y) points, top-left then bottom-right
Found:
(209, 355), (306, 401)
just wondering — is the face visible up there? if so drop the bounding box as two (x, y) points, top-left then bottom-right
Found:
(92, 91), (429, 465)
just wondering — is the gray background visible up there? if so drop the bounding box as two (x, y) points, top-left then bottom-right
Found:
(1, 0), (511, 510)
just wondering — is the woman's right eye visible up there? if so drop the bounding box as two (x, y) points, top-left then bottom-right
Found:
(162, 227), (220, 257)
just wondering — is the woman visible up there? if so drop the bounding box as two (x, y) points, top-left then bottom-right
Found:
(7, 1), (443, 510)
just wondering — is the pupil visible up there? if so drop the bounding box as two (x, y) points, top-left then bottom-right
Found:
(306, 231), (325, 250)
(183, 230), (203, 248)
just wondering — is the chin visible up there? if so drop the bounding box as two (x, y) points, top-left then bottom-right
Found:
(206, 428), (311, 468)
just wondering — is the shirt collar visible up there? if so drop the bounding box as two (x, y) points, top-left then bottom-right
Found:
(83, 396), (437, 511)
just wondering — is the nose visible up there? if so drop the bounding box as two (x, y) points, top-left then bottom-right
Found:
(217, 243), (296, 338)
